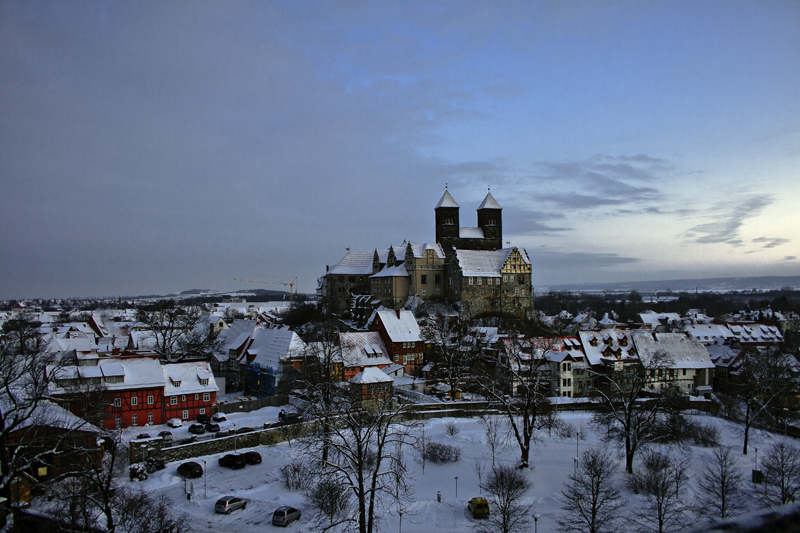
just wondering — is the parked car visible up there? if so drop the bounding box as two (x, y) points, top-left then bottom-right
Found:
(272, 506), (300, 526)
(218, 453), (247, 469)
(166, 418), (183, 428)
(177, 461), (203, 479)
(188, 423), (206, 435)
(278, 410), (303, 424)
(243, 451), (262, 465)
(212, 412), (227, 422)
(215, 495), (247, 514)
(197, 413), (211, 424)
(467, 497), (489, 519)
(158, 430), (173, 441)
(135, 433), (151, 440)
(205, 422), (221, 432)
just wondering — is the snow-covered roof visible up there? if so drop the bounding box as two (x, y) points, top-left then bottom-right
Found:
(102, 357), (165, 390)
(327, 251), (378, 276)
(371, 263), (409, 278)
(455, 248), (530, 277)
(578, 329), (637, 366)
(407, 242), (445, 259)
(349, 366), (392, 384)
(339, 332), (392, 367)
(376, 310), (421, 343)
(633, 332), (714, 370)
(243, 325), (306, 369)
(459, 227), (485, 239)
(162, 361), (219, 396)
(435, 189), (459, 208)
(727, 323), (784, 344)
(477, 191), (502, 210)
(638, 311), (682, 329)
(683, 324), (735, 345)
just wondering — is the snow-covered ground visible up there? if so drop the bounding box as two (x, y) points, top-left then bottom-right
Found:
(120, 408), (792, 532)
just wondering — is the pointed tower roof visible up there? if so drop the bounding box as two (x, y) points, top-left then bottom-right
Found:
(477, 190), (502, 210)
(435, 189), (459, 209)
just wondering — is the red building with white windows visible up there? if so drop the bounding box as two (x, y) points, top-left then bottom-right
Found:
(162, 362), (219, 422)
(369, 310), (425, 376)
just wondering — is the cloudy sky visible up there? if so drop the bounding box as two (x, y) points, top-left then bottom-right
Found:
(1, 1), (798, 300)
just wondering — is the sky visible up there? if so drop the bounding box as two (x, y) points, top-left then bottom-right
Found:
(1, 1), (798, 300)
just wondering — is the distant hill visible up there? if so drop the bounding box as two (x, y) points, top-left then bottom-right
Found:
(541, 276), (800, 294)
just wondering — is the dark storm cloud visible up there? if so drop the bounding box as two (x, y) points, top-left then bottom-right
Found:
(683, 195), (774, 247)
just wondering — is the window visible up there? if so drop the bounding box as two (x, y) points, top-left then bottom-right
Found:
(194, 394), (199, 400)
(518, 276), (525, 284)
(131, 396), (138, 406)
(170, 397), (177, 405)
(148, 412), (154, 424)
(503, 275), (508, 282)
(114, 398), (121, 408)
(203, 393), (210, 402)
(435, 274), (441, 284)
(200, 378), (208, 386)
(421, 275), (428, 284)
(147, 395), (154, 405)
(469, 277), (473, 285)
(115, 417), (121, 429)
(182, 410), (188, 420)
(199, 407), (206, 414)
(131, 414), (138, 426)
(495, 278), (500, 285)
(436, 289), (440, 295)
(476, 277), (482, 285)
(682, 369), (687, 376)
(181, 395), (186, 402)
(422, 289), (427, 296)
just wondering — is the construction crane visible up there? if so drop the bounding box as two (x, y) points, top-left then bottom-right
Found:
(230, 276), (298, 308)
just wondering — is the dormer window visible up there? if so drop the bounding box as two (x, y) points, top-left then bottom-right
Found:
(200, 378), (209, 386)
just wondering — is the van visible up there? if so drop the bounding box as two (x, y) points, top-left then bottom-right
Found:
(468, 497), (489, 518)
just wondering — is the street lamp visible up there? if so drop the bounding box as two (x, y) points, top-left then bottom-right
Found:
(574, 457), (578, 474)
(204, 459), (207, 499)
(534, 513), (540, 533)
(455, 476), (459, 498)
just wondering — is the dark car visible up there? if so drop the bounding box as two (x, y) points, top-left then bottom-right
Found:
(272, 506), (300, 527)
(177, 461), (203, 479)
(215, 495), (247, 514)
(212, 412), (227, 422)
(135, 433), (151, 439)
(218, 453), (247, 469)
(188, 423), (206, 435)
(243, 451), (262, 465)
(205, 422), (221, 432)
(158, 430), (173, 441)
(278, 410), (303, 424)
(197, 413), (211, 424)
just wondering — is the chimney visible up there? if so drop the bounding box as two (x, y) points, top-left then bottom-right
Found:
(396, 309), (401, 319)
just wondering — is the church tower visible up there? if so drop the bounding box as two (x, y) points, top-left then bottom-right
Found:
(477, 189), (502, 250)
(435, 188), (460, 254)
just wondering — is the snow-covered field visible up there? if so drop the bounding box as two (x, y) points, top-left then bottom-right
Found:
(122, 408), (792, 532)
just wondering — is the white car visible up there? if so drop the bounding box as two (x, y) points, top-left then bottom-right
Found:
(166, 418), (183, 428)
(212, 412), (227, 422)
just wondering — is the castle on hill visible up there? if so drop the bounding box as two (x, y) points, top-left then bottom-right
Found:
(318, 188), (533, 320)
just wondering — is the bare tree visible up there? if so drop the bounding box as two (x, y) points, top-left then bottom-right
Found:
(478, 464), (533, 533)
(630, 449), (690, 533)
(306, 475), (351, 529)
(590, 350), (678, 474)
(136, 301), (218, 361)
(421, 314), (474, 401)
(473, 334), (553, 468)
(557, 447), (624, 533)
(695, 446), (747, 520)
(479, 414), (509, 467)
(759, 439), (800, 507)
(720, 349), (798, 455)
(303, 396), (414, 533)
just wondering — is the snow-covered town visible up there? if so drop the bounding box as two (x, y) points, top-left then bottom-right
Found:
(2, 277), (800, 532)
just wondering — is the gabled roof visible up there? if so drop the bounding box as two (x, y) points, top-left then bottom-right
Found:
(327, 251), (377, 276)
(376, 310), (421, 343)
(349, 366), (393, 384)
(339, 332), (392, 367)
(407, 242), (445, 259)
(242, 325), (306, 369)
(633, 332), (714, 369)
(455, 247), (530, 277)
(162, 361), (219, 396)
(477, 191), (502, 210)
(435, 189), (459, 208)
(371, 263), (409, 278)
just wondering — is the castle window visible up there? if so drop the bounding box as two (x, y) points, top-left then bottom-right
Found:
(495, 278), (500, 285)
(422, 289), (427, 296)
(435, 274), (441, 284)
(476, 278), (482, 285)
(469, 277), (473, 285)
(421, 275), (427, 284)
